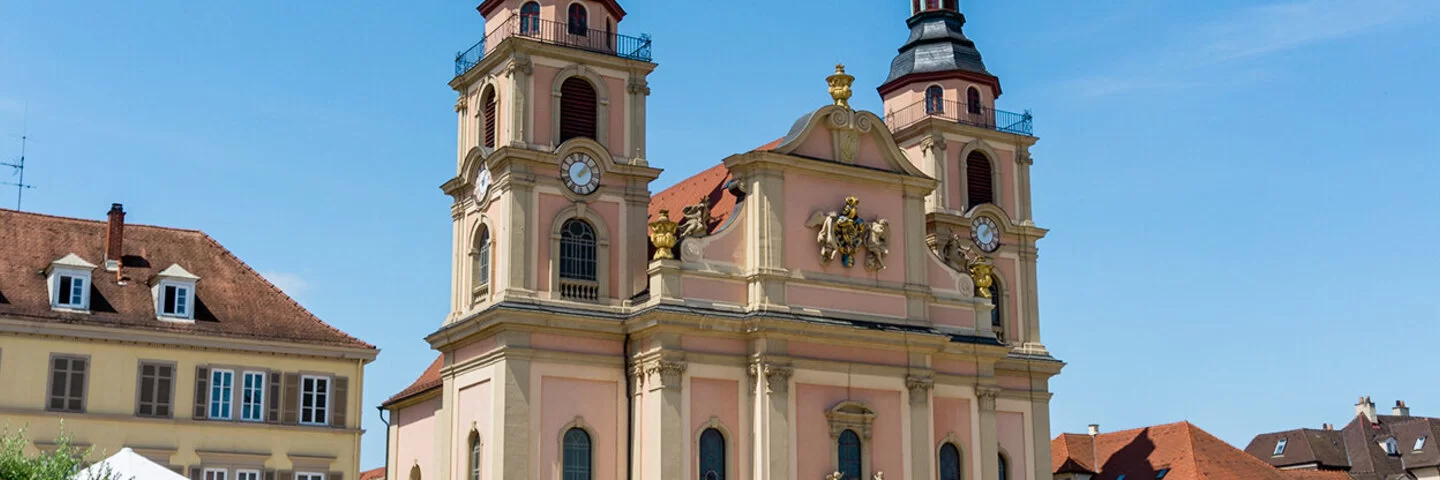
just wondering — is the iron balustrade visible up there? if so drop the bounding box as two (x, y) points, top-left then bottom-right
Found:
(884, 99), (1034, 136)
(455, 16), (653, 77)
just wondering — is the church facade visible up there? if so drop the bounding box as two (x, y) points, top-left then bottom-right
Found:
(381, 1), (1061, 479)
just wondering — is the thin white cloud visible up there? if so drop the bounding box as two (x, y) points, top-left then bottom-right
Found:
(261, 271), (310, 298)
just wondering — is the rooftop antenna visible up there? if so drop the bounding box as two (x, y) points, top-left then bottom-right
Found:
(2, 105), (36, 210)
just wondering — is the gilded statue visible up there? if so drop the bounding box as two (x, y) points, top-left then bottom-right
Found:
(648, 210), (678, 260)
(827, 64), (854, 109)
(970, 262), (995, 299)
(942, 232), (995, 298)
(806, 196), (889, 271)
(678, 196), (711, 238)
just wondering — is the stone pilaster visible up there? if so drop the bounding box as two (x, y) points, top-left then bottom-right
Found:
(641, 358), (687, 480)
(921, 135), (948, 212)
(977, 386), (1000, 480)
(907, 375), (935, 480)
(497, 353), (532, 480)
(1030, 392), (1054, 480)
(751, 361), (793, 480)
(1016, 151), (1033, 222)
(627, 76), (650, 163)
(501, 176), (534, 296)
(1019, 245), (1044, 349)
(743, 165), (787, 309)
(505, 54), (532, 147)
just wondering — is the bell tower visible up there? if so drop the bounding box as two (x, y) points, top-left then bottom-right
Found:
(440, 0), (661, 321)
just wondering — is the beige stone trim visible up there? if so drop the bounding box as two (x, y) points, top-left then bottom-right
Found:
(0, 317), (376, 361)
(288, 453), (339, 470)
(548, 64), (611, 151)
(0, 406), (365, 434)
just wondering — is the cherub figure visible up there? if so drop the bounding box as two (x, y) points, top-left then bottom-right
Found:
(678, 196), (712, 238)
(864, 219), (889, 271)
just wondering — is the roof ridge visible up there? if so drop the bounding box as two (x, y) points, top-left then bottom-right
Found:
(1187, 422), (1291, 479)
(1183, 422), (1208, 479)
(0, 208), (206, 235)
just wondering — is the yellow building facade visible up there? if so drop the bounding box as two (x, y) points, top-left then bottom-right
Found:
(0, 205), (378, 480)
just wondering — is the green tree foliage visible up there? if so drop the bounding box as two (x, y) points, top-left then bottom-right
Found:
(0, 425), (122, 480)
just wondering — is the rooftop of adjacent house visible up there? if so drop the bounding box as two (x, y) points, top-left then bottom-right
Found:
(358, 467), (385, 480)
(383, 354), (444, 407)
(1053, 421), (1352, 480)
(0, 206), (373, 350)
(1246, 398), (1440, 480)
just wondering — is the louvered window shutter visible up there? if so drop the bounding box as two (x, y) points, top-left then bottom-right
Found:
(282, 372), (300, 424)
(328, 472), (343, 480)
(264, 471), (276, 480)
(267, 370), (282, 423)
(966, 151), (994, 207)
(279, 471), (294, 480)
(193, 367), (209, 420)
(483, 91), (497, 148)
(332, 376), (349, 428)
(559, 77), (597, 143)
(189, 466), (205, 480)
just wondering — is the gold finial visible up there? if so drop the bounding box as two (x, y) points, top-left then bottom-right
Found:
(827, 63), (854, 109)
(649, 209), (679, 260)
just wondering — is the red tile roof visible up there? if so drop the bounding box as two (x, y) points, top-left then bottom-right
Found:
(1052, 421), (1319, 480)
(0, 208), (373, 349)
(647, 163), (737, 236)
(358, 467), (385, 480)
(383, 355), (443, 407)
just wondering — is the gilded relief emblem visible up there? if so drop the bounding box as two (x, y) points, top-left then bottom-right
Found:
(806, 197), (890, 271)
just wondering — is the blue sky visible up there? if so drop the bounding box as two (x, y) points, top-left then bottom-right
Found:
(2, 0), (1438, 471)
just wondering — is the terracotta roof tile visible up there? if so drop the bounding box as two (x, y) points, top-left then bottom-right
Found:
(648, 163), (737, 236)
(358, 467), (385, 480)
(383, 355), (443, 407)
(1054, 421), (1309, 480)
(0, 208), (373, 349)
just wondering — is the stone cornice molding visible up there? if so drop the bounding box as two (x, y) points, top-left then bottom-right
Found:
(0, 316), (377, 361)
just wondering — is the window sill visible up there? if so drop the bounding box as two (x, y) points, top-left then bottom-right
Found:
(156, 315), (196, 324)
(50, 306), (91, 314)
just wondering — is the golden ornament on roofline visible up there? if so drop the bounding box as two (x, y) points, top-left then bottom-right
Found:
(827, 64), (854, 109)
(649, 209), (679, 260)
(970, 262), (995, 299)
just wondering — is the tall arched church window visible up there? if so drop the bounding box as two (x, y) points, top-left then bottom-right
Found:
(925, 86), (945, 115)
(472, 226), (491, 293)
(468, 431), (482, 480)
(562, 428), (593, 480)
(559, 219), (598, 300)
(966, 87), (982, 114)
(939, 443), (962, 480)
(965, 151), (994, 208)
(699, 428), (726, 480)
(998, 453), (1009, 480)
(520, 2), (540, 35)
(559, 77), (598, 143)
(838, 429), (862, 480)
(568, 4), (589, 35)
(482, 87), (498, 149)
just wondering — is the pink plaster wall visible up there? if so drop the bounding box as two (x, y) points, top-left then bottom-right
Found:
(997, 411), (1028, 480)
(455, 337), (498, 365)
(933, 397), (973, 460)
(689, 378), (740, 477)
(394, 397), (439, 479)
(455, 379), (494, 479)
(680, 335), (747, 356)
(541, 377), (620, 480)
(531, 332), (623, 356)
(781, 171), (906, 285)
(788, 341), (907, 367)
(528, 62), (627, 153)
(787, 285), (907, 318)
(698, 217), (745, 264)
(933, 359), (979, 377)
(927, 252), (962, 292)
(682, 276), (746, 304)
(535, 192), (624, 299)
(882, 79), (996, 116)
(532, 64), (558, 144)
(998, 376), (1031, 390)
(930, 303), (975, 330)
(787, 126), (893, 172)
(795, 384), (905, 480)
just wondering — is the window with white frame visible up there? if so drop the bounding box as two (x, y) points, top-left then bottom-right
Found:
(1417, 436), (1428, 451)
(240, 371), (265, 422)
(296, 473), (326, 480)
(300, 375), (330, 425)
(1273, 438), (1287, 456)
(235, 471), (260, 480)
(209, 369), (234, 420)
(204, 468), (228, 480)
(55, 274), (88, 308)
(161, 283), (191, 317)
(153, 264), (199, 320)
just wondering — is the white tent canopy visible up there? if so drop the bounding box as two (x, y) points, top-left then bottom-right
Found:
(74, 447), (187, 480)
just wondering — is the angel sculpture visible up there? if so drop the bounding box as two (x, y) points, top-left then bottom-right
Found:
(678, 197), (712, 238)
(806, 197), (887, 270)
(863, 219), (889, 271)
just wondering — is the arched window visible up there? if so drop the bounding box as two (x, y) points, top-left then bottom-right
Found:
(559, 77), (598, 143)
(966, 87), (982, 114)
(965, 151), (994, 208)
(562, 428), (592, 480)
(520, 2), (540, 35)
(939, 443), (962, 480)
(998, 453), (1009, 480)
(468, 431), (482, 480)
(559, 219), (598, 300)
(567, 4), (589, 36)
(838, 429), (862, 480)
(699, 428), (725, 480)
(925, 86), (945, 115)
(473, 226), (491, 291)
(989, 279), (1004, 343)
(481, 87), (498, 149)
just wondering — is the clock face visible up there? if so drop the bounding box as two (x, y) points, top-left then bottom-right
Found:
(474, 168), (492, 204)
(972, 217), (1001, 252)
(560, 153), (601, 195)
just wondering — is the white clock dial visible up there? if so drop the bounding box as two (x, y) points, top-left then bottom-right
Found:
(474, 168), (492, 204)
(561, 153), (601, 195)
(972, 217), (1001, 252)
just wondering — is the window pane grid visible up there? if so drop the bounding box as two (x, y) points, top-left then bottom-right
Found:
(301, 376), (330, 425)
(838, 429), (861, 480)
(559, 220), (597, 281)
(48, 357), (86, 412)
(241, 372), (265, 421)
(700, 428), (725, 480)
(210, 370), (234, 419)
(137, 362), (173, 418)
(562, 428), (592, 480)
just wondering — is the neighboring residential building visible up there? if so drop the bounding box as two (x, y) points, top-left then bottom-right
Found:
(358, 467), (386, 480)
(1245, 397), (1440, 480)
(1052, 422), (1350, 480)
(382, 1), (1062, 479)
(0, 205), (378, 480)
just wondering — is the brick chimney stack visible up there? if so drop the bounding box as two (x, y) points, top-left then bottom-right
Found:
(105, 203), (125, 272)
(1356, 396), (1377, 423)
(1394, 400), (1411, 417)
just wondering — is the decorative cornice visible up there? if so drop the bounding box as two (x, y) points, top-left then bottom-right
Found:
(627, 78), (651, 96)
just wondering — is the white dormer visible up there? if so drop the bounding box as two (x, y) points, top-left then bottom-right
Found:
(48, 253), (97, 313)
(153, 264), (199, 322)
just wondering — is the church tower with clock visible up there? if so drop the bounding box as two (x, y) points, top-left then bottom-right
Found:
(386, 2), (1061, 480)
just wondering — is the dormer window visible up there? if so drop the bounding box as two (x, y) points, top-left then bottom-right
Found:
(1382, 437), (1399, 456)
(47, 253), (96, 312)
(153, 264), (200, 321)
(1417, 436), (1428, 451)
(1273, 438), (1287, 456)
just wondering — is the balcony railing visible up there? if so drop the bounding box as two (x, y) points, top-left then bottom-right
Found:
(885, 100), (1034, 136)
(456, 15), (653, 77)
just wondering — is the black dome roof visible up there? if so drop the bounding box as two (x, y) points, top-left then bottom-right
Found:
(882, 10), (993, 86)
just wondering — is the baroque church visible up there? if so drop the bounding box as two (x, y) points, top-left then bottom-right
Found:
(381, 1), (1060, 479)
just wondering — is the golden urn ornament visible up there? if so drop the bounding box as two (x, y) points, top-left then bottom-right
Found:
(649, 209), (679, 260)
(827, 64), (855, 109)
(970, 262), (995, 299)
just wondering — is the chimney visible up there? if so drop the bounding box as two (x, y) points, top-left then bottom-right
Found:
(1088, 424), (1100, 436)
(105, 203), (125, 272)
(1394, 400), (1411, 417)
(1356, 396), (1377, 423)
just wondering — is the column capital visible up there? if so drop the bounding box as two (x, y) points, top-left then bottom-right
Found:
(644, 359), (687, 391)
(976, 386), (1002, 411)
(748, 362), (793, 394)
(905, 375), (934, 405)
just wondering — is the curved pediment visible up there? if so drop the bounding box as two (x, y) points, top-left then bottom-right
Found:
(766, 105), (928, 178)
